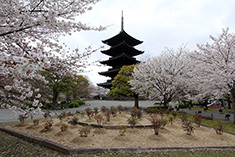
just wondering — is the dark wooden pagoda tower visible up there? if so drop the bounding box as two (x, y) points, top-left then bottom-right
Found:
(98, 12), (144, 89)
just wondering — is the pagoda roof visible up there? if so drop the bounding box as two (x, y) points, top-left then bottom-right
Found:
(101, 41), (144, 57)
(97, 80), (112, 89)
(99, 68), (121, 77)
(102, 30), (143, 47)
(99, 68), (120, 77)
(100, 53), (139, 66)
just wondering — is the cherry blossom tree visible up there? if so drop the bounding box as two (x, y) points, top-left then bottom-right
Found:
(0, 0), (104, 120)
(108, 65), (139, 108)
(129, 46), (191, 108)
(190, 28), (235, 123)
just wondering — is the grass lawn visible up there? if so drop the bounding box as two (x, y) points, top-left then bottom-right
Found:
(186, 114), (235, 134)
(190, 107), (233, 114)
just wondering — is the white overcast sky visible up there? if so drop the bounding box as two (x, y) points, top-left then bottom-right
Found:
(59, 0), (235, 86)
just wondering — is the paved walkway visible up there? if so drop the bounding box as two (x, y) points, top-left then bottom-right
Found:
(0, 100), (234, 123)
(0, 100), (155, 123)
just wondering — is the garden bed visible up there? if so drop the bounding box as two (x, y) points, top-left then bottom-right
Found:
(2, 111), (235, 152)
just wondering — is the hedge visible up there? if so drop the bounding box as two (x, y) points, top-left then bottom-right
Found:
(146, 105), (165, 113)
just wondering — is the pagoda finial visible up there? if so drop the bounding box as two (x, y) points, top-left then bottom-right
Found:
(121, 10), (124, 31)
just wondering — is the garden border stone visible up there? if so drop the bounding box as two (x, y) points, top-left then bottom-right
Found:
(69, 121), (153, 129)
(0, 125), (235, 155)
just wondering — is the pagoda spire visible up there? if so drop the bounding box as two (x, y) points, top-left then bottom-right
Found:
(98, 12), (144, 89)
(121, 11), (124, 31)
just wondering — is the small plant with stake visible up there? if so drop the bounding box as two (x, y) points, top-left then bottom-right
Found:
(18, 114), (28, 124)
(193, 113), (203, 127)
(43, 111), (51, 119)
(215, 121), (223, 135)
(165, 110), (170, 116)
(117, 105), (124, 114)
(168, 115), (174, 125)
(94, 114), (104, 125)
(110, 106), (117, 117)
(85, 108), (94, 120)
(131, 107), (138, 118)
(184, 121), (194, 135)
(66, 111), (74, 117)
(159, 110), (165, 119)
(136, 108), (142, 119)
(58, 111), (67, 122)
(151, 116), (161, 135)
(41, 120), (53, 132)
(180, 112), (188, 123)
(70, 116), (79, 125)
(117, 125), (127, 136)
(160, 118), (168, 128)
(101, 106), (108, 113)
(93, 107), (99, 115)
(104, 109), (111, 122)
(171, 111), (177, 119)
(33, 119), (39, 126)
(127, 117), (137, 127)
(79, 125), (91, 137)
(60, 124), (68, 132)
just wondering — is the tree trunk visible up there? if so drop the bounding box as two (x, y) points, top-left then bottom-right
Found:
(232, 96), (235, 124)
(203, 99), (208, 110)
(233, 101), (235, 124)
(52, 88), (59, 110)
(231, 84), (235, 124)
(134, 94), (139, 109)
(228, 97), (231, 109)
(163, 96), (168, 109)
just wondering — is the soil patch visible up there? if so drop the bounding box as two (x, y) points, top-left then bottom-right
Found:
(4, 112), (235, 149)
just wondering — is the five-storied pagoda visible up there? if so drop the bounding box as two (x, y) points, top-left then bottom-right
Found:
(98, 12), (144, 89)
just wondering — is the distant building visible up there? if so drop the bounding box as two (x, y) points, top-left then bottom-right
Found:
(98, 12), (144, 89)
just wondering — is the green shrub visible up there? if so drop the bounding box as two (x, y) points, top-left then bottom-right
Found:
(74, 100), (85, 106)
(178, 103), (186, 109)
(68, 100), (85, 108)
(43, 102), (52, 109)
(178, 101), (190, 109)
